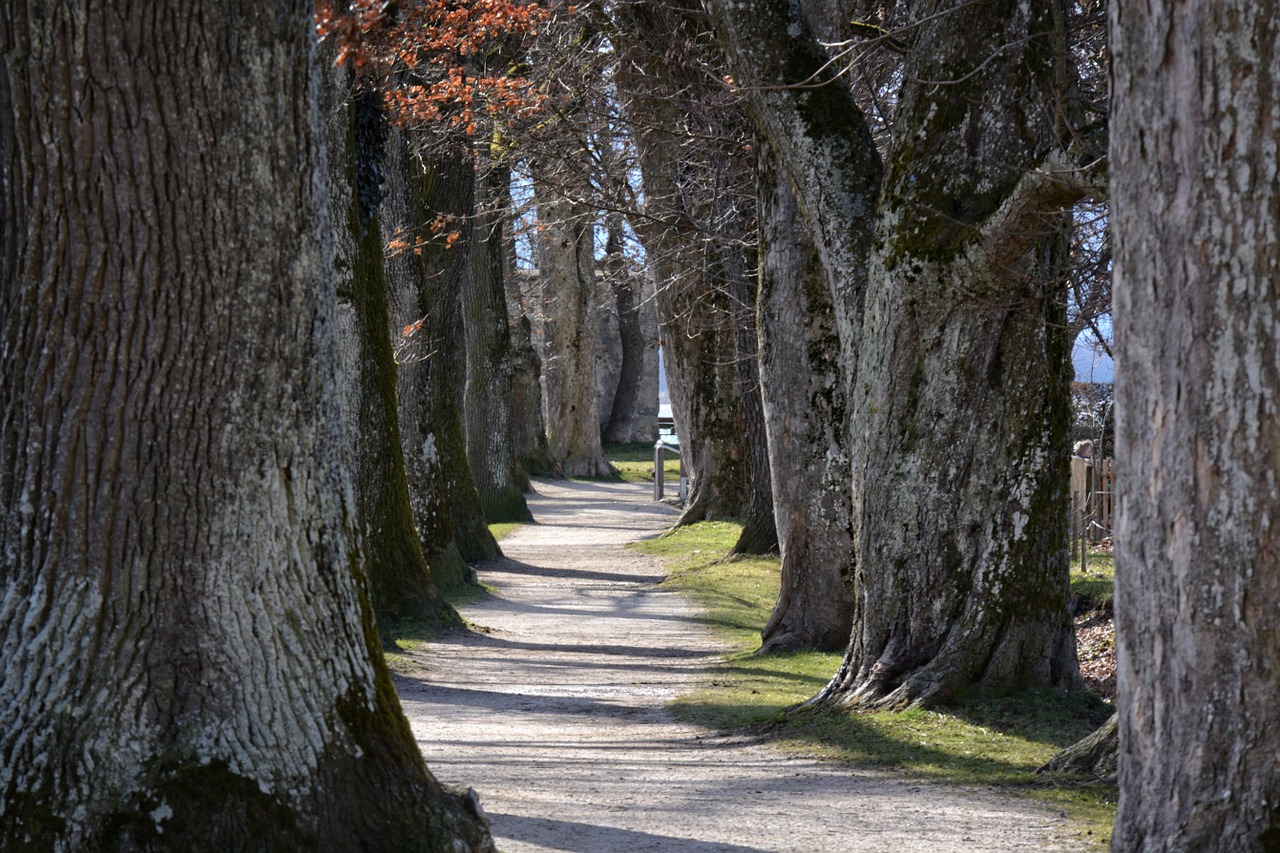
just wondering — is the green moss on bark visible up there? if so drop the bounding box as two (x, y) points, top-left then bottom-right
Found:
(405, 152), (501, 565)
(322, 551), (495, 853)
(479, 486), (534, 523)
(346, 105), (459, 632)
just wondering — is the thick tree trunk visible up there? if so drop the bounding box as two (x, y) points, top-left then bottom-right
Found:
(655, 249), (749, 524)
(0, 5), (493, 850)
(725, 242), (778, 556)
(531, 167), (617, 478)
(505, 275), (557, 476)
(657, 261), (748, 525)
(611, 0), (754, 522)
(1111, 2), (1280, 847)
(381, 137), (487, 579)
(756, 146), (854, 652)
(827, 241), (1079, 708)
(601, 218), (651, 444)
(824, 1), (1081, 708)
(709, 0), (1086, 707)
(464, 157), (533, 521)
(325, 71), (458, 632)
(1039, 713), (1117, 783)
(385, 141), (500, 564)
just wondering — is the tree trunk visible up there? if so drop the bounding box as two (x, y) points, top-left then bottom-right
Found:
(654, 248), (749, 524)
(1039, 713), (1117, 783)
(725, 239), (778, 556)
(601, 218), (650, 444)
(464, 156), (533, 521)
(325, 71), (458, 633)
(531, 167), (618, 478)
(384, 140), (500, 565)
(611, 0), (754, 522)
(756, 145), (854, 652)
(1111, 2), (1280, 847)
(0, 5), (493, 849)
(709, 0), (1088, 707)
(505, 272), (557, 476)
(656, 253), (747, 524)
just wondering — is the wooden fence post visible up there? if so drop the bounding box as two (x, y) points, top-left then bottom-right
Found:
(1070, 456), (1094, 570)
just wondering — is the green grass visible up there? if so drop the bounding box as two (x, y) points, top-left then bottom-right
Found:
(444, 579), (497, 609)
(1070, 550), (1115, 614)
(633, 521), (1117, 850)
(634, 521), (778, 647)
(381, 615), (446, 663)
(488, 521), (525, 542)
(605, 441), (682, 486)
(381, 580), (499, 669)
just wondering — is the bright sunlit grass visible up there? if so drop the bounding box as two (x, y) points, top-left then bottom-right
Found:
(1070, 550), (1115, 613)
(634, 519), (1117, 850)
(488, 521), (525, 541)
(605, 441), (682, 486)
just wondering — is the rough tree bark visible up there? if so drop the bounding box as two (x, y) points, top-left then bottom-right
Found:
(724, 239), (778, 556)
(1111, 1), (1280, 847)
(650, 244), (748, 524)
(0, 4), (493, 849)
(464, 154), (533, 521)
(611, 0), (754, 523)
(385, 139), (500, 564)
(531, 165), (618, 478)
(1038, 712), (1117, 783)
(505, 271), (557, 475)
(325, 70), (458, 632)
(709, 0), (1092, 706)
(601, 218), (651, 444)
(755, 145), (854, 652)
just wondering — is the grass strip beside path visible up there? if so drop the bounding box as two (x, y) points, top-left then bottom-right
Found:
(604, 442), (682, 485)
(632, 520), (1117, 850)
(384, 520), (522, 661)
(1071, 551), (1115, 613)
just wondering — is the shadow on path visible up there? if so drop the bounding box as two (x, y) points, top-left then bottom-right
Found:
(398, 477), (1073, 852)
(479, 556), (666, 586)
(487, 814), (773, 853)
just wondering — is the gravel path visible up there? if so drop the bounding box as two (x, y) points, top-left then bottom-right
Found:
(395, 478), (1075, 852)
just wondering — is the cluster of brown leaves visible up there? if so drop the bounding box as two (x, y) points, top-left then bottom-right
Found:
(384, 215), (462, 258)
(315, 0), (389, 68)
(316, 0), (551, 139)
(1075, 611), (1116, 700)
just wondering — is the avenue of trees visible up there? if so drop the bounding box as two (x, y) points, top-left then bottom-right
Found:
(1, 0), (1277, 849)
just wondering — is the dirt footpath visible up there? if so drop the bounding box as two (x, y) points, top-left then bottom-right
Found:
(395, 478), (1074, 852)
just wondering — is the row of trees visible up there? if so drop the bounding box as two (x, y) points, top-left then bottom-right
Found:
(0, 2), (497, 849)
(2, 0), (1277, 849)
(689, 0), (1280, 848)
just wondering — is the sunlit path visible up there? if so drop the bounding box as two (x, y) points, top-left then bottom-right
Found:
(395, 478), (1073, 852)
